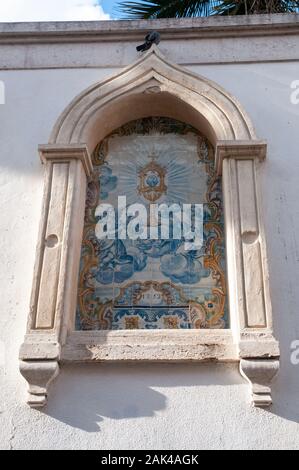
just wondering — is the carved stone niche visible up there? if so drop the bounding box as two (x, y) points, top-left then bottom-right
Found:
(19, 46), (279, 408)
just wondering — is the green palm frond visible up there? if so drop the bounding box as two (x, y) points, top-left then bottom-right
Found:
(117, 1), (221, 19)
(116, 0), (299, 18)
(216, 0), (299, 14)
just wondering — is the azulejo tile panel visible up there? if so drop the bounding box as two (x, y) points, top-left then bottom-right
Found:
(76, 117), (228, 330)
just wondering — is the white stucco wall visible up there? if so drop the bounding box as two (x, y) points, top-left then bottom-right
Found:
(0, 15), (299, 450)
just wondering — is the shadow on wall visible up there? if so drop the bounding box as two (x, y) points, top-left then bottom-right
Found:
(42, 363), (243, 432)
(270, 352), (299, 425)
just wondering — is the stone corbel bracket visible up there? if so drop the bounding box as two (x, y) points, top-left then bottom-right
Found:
(216, 141), (280, 407)
(19, 144), (93, 408)
(240, 359), (280, 408)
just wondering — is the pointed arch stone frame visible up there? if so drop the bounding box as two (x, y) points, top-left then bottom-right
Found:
(19, 47), (279, 409)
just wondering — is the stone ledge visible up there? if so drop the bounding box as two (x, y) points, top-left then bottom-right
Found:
(61, 330), (238, 363)
(0, 14), (298, 44)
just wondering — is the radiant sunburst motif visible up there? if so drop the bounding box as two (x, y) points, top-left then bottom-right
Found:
(137, 154), (167, 202)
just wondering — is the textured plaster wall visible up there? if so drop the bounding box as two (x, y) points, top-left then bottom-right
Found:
(0, 38), (299, 449)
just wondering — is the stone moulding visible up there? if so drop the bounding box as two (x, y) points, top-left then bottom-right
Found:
(19, 46), (279, 408)
(1, 14), (298, 44)
(62, 330), (237, 363)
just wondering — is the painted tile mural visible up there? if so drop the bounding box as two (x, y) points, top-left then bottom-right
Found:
(76, 117), (228, 330)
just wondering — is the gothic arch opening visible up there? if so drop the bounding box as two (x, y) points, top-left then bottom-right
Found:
(49, 46), (257, 154)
